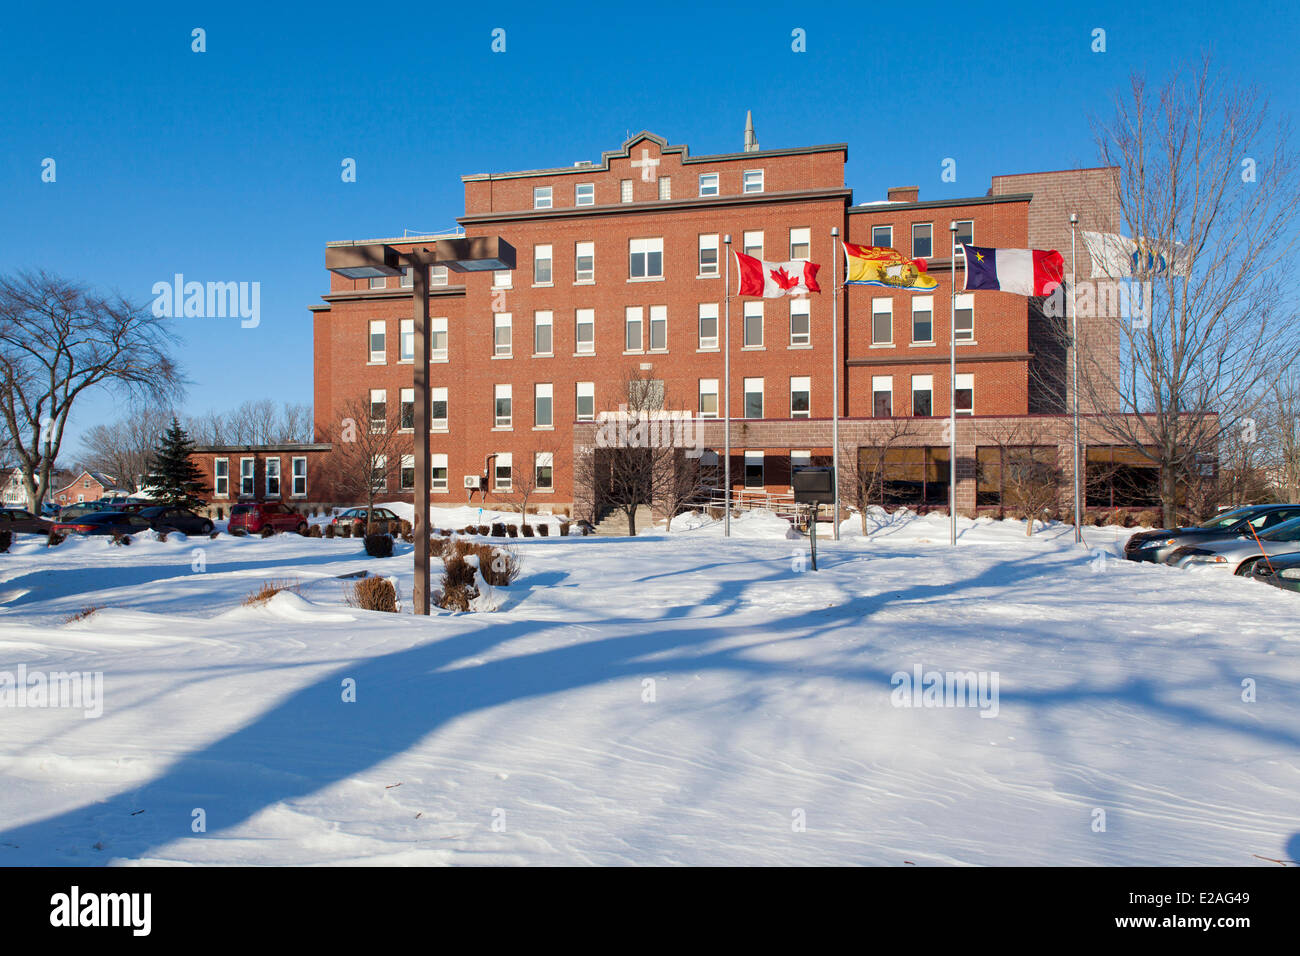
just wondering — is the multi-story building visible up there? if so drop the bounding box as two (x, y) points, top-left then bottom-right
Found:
(193, 122), (1164, 519)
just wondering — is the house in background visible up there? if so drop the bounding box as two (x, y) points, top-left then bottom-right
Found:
(52, 470), (120, 507)
(3, 467), (74, 508)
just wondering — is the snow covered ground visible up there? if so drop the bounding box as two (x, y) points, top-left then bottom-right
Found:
(0, 507), (1297, 866)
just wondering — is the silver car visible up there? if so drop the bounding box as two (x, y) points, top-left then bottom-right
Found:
(1123, 504), (1300, 565)
(1172, 515), (1300, 575)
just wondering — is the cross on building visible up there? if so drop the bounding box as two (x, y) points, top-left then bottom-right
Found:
(630, 147), (659, 183)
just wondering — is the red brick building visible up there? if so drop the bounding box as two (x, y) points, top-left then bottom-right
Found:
(196, 125), (1161, 519)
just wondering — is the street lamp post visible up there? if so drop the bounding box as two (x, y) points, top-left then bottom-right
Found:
(327, 236), (515, 614)
(1069, 214), (1082, 545)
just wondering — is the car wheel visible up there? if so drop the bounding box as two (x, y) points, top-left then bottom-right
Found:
(202, 521), (214, 534)
(1235, 557), (1259, 577)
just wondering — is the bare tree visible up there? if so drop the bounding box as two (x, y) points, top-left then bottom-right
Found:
(315, 393), (405, 528)
(837, 419), (919, 534)
(185, 400), (313, 446)
(1070, 58), (1300, 526)
(0, 271), (183, 511)
(499, 438), (550, 518)
(651, 447), (708, 531)
(79, 405), (176, 492)
(982, 422), (1065, 535)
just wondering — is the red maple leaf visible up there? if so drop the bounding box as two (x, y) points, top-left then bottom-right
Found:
(768, 265), (800, 290)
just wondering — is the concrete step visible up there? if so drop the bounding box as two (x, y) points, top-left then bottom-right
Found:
(594, 505), (655, 536)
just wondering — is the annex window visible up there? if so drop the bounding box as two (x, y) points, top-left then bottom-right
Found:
(790, 376), (811, 419)
(871, 298), (893, 345)
(743, 230), (763, 259)
(575, 241), (594, 282)
(400, 318), (414, 362)
(400, 387), (415, 430)
(873, 375), (893, 417)
(743, 377), (764, 419)
(742, 169), (764, 194)
(368, 319), (385, 363)
(699, 378), (719, 418)
(955, 293), (974, 341)
(494, 384), (512, 428)
(494, 452), (513, 490)
(625, 306), (643, 351)
(698, 234), (719, 276)
(872, 224), (893, 248)
(494, 312), (512, 357)
(912, 223), (933, 259)
(533, 244), (553, 285)
(912, 295), (934, 344)
(533, 186), (553, 209)
(239, 457), (255, 497)
(575, 182), (595, 206)
(533, 311), (554, 356)
(649, 305), (667, 351)
(629, 238), (663, 279)
(575, 309), (595, 354)
(657, 176), (671, 200)
(214, 458), (229, 498)
(790, 298), (810, 346)
(698, 172), (719, 197)
(789, 227), (811, 260)
(535, 452), (554, 491)
(743, 301), (763, 348)
(369, 389), (387, 432)
(431, 387), (448, 430)
(431, 453), (448, 492)
(698, 303), (719, 349)
(291, 457), (306, 497)
(576, 381), (595, 421)
(534, 383), (553, 428)
(956, 373), (974, 415)
(912, 374), (934, 417)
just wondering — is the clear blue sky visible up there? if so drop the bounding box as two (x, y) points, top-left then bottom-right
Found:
(2, 0), (1294, 455)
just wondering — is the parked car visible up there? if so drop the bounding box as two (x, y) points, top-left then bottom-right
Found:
(1171, 515), (1300, 575)
(50, 512), (152, 537)
(1123, 504), (1300, 565)
(0, 508), (53, 535)
(52, 501), (120, 522)
(1250, 551), (1300, 593)
(40, 502), (60, 518)
(330, 507), (401, 533)
(136, 506), (214, 536)
(228, 501), (307, 536)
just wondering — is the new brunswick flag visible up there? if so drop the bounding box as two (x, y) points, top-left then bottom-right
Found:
(842, 242), (939, 291)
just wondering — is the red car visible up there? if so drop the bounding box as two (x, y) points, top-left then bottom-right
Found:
(228, 501), (307, 536)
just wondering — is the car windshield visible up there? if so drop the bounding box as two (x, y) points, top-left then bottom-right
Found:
(1259, 516), (1300, 541)
(1197, 509), (1254, 530)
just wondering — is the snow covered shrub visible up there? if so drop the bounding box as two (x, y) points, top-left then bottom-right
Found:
(491, 523), (506, 537)
(521, 523), (535, 537)
(110, 531), (132, 546)
(477, 525), (490, 536)
(1135, 509), (1160, 528)
(437, 552), (478, 611)
(558, 520), (571, 536)
(536, 524), (549, 537)
(400, 519), (412, 535)
(47, 531), (65, 547)
(209, 530), (219, 539)
(307, 525), (322, 538)
(64, 605), (99, 624)
(505, 524), (518, 538)
(0, 529), (10, 553)
(324, 524), (335, 538)
(429, 534), (451, 558)
(346, 576), (397, 613)
(338, 524), (352, 538)
(1103, 510), (1126, 526)
(260, 527), (275, 538)
(364, 533), (393, 558)
(451, 540), (521, 587)
(243, 579), (301, 606)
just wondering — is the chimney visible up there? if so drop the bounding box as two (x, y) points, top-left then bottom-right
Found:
(887, 186), (920, 203)
(743, 110), (759, 153)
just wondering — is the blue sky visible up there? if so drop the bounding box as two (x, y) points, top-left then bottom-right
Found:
(2, 0), (1294, 456)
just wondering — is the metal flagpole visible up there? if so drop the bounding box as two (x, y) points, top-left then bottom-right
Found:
(724, 234), (732, 538)
(831, 226), (840, 542)
(949, 221), (958, 548)
(1070, 213), (1081, 544)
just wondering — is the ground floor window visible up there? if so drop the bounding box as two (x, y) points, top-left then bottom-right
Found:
(858, 445), (950, 506)
(744, 451), (764, 489)
(976, 445), (1060, 509)
(1086, 446), (1161, 508)
(214, 458), (229, 498)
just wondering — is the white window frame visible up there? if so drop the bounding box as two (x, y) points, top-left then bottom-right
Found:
(494, 384), (512, 429)
(872, 224), (893, 248)
(239, 457), (255, 497)
(743, 377), (764, 419)
(955, 293), (975, 342)
(911, 223), (933, 260)
(871, 298), (893, 346)
(912, 374), (934, 417)
(533, 185), (553, 209)
(575, 241), (595, 283)
(493, 269), (513, 289)
(790, 377), (811, 419)
(535, 452), (554, 491)
(698, 172), (719, 197)
(912, 295), (934, 344)
(872, 375), (894, 417)
(400, 454), (416, 491)
(575, 182), (595, 206)
(214, 457), (229, 498)
(743, 230), (763, 259)
(657, 176), (671, 200)
(698, 234), (719, 277)
(494, 452), (513, 490)
(368, 319), (385, 363)
(533, 310), (554, 357)
(431, 316), (448, 361)
(399, 387), (415, 431)
(789, 227), (811, 260)
(576, 382), (595, 422)
(789, 298), (810, 347)
(629, 237), (664, 280)
(742, 169), (764, 194)
(494, 312), (513, 357)
(955, 373), (975, 416)
(431, 453), (449, 492)
(534, 383), (554, 428)
(533, 244), (553, 285)
(399, 318), (414, 362)
(575, 309), (595, 354)
(743, 301), (763, 349)
(291, 457), (307, 498)
(625, 306), (643, 352)
(649, 305), (667, 352)
(699, 378), (719, 419)
(698, 303), (719, 350)
(431, 386), (448, 431)
(744, 450), (764, 487)
(369, 388), (387, 433)
(954, 220), (974, 258)
(620, 179), (633, 203)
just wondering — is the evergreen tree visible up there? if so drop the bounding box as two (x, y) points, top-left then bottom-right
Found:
(147, 417), (208, 508)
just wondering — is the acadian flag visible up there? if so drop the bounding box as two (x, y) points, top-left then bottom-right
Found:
(962, 244), (1064, 296)
(842, 242), (939, 291)
(735, 252), (821, 298)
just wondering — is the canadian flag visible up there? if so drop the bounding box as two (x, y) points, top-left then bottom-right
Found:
(735, 252), (821, 298)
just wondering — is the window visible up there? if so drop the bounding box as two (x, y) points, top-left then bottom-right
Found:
(575, 182), (595, 206)
(430, 265), (448, 287)
(698, 303), (719, 349)
(743, 230), (763, 259)
(494, 385), (512, 428)
(431, 387), (448, 430)
(954, 220), (974, 257)
(371, 455), (387, 492)
(400, 455), (415, 490)
(369, 275), (386, 289)
(625, 306), (643, 351)
(698, 172), (719, 196)
(291, 457), (306, 497)
(620, 179), (633, 203)
(790, 298), (810, 346)
(789, 227), (811, 260)
(955, 373), (974, 415)
(494, 452), (512, 490)
(790, 376), (811, 418)
(657, 176), (671, 200)
(912, 223), (933, 259)
(742, 169), (764, 193)
(431, 316), (448, 360)
(493, 269), (512, 289)
(791, 450), (812, 477)
(743, 301), (763, 348)
(955, 294), (974, 341)
(431, 454), (448, 492)
(534, 383), (553, 427)
(534, 311), (553, 356)
(401, 267), (413, 289)
(699, 379), (719, 418)
(575, 241), (594, 282)
(698, 234), (719, 276)
(912, 295), (933, 343)
(873, 300), (894, 345)
(575, 309), (595, 354)
(239, 458), (255, 497)
(494, 312), (512, 357)
(400, 387), (415, 430)
(533, 244), (552, 285)
(370, 389), (387, 432)
(744, 451), (764, 488)
(872, 225), (893, 248)
(649, 305), (667, 351)
(629, 378), (665, 410)
(629, 238), (663, 279)
(368, 319), (385, 363)
(743, 377), (764, 418)
(576, 382), (595, 421)
(533, 186), (552, 209)
(214, 458), (229, 498)
(400, 318), (414, 362)
(872, 375), (893, 417)
(912, 375), (933, 417)
(535, 452), (554, 491)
